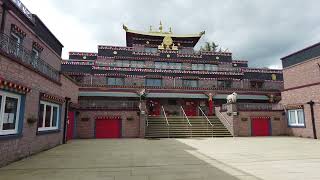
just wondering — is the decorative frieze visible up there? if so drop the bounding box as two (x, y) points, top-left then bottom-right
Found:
(69, 52), (98, 56)
(40, 92), (65, 104)
(11, 24), (27, 38)
(0, 77), (31, 94)
(32, 41), (44, 52)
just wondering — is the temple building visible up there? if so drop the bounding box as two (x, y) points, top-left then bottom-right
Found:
(61, 23), (284, 138)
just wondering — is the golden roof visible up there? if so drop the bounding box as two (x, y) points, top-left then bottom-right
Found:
(123, 22), (205, 38)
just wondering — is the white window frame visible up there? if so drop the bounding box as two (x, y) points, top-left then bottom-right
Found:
(11, 32), (21, 45)
(0, 91), (21, 135)
(32, 48), (40, 58)
(38, 101), (60, 132)
(287, 109), (305, 127)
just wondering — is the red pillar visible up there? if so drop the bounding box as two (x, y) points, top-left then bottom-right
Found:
(208, 93), (214, 116)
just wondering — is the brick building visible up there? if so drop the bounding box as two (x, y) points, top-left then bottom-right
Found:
(0, 0), (295, 168)
(0, 0), (78, 167)
(281, 42), (320, 139)
(62, 23), (285, 139)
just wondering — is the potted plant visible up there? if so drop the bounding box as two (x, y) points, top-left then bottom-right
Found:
(27, 116), (37, 124)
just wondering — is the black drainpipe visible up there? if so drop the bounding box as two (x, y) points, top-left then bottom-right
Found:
(0, 3), (7, 33)
(63, 97), (71, 144)
(307, 101), (317, 139)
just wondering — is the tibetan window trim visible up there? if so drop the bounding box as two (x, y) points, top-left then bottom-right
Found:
(96, 116), (121, 120)
(32, 42), (44, 52)
(0, 78), (31, 94)
(11, 24), (27, 38)
(40, 93), (65, 104)
(284, 104), (304, 110)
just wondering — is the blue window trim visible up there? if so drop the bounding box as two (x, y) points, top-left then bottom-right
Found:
(36, 102), (62, 136)
(0, 90), (26, 140)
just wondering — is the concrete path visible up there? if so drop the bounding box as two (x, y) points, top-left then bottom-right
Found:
(0, 139), (240, 180)
(1, 137), (319, 180)
(178, 137), (320, 180)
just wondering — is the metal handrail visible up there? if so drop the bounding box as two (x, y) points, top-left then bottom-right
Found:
(0, 33), (60, 82)
(199, 106), (214, 138)
(161, 106), (169, 126)
(180, 106), (192, 126)
(198, 106), (213, 127)
(216, 108), (231, 126)
(161, 106), (170, 138)
(181, 106), (192, 138)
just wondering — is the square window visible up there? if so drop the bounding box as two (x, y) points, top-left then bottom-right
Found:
(38, 101), (60, 132)
(0, 91), (21, 135)
(288, 109), (305, 127)
(182, 80), (198, 88)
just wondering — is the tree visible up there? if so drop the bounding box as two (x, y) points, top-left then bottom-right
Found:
(201, 41), (219, 52)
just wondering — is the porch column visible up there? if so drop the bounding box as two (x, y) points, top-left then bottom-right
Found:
(139, 100), (147, 138)
(208, 93), (214, 116)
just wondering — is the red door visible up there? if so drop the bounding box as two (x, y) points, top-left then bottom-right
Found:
(251, 117), (270, 136)
(148, 100), (161, 116)
(66, 111), (74, 141)
(95, 117), (120, 138)
(185, 101), (197, 116)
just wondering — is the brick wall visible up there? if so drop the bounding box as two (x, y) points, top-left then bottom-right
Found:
(77, 110), (140, 138)
(234, 111), (286, 136)
(281, 56), (320, 139)
(3, 10), (61, 70)
(0, 55), (78, 167)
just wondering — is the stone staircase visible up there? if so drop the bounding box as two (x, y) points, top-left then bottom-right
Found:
(145, 116), (232, 138)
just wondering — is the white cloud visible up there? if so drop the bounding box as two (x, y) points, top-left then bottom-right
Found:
(22, 0), (320, 68)
(23, 0), (98, 59)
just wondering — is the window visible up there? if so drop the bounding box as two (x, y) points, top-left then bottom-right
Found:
(107, 77), (125, 86)
(145, 47), (158, 53)
(192, 64), (205, 71)
(145, 78), (162, 87)
(205, 64), (218, 71)
(288, 109), (305, 127)
(10, 33), (21, 56)
(31, 48), (39, 59)
(250, 81), (264, 89)
(182, 80), (198, 88)
(38, 101), (60, 131)
(31, 48), (40, 67)
(217, 80), (232, 88)
(130, 61), (145, 68)
(154, 62), (181, 70)
(0, 91), (21, 135)
(114, 60), (130, 67)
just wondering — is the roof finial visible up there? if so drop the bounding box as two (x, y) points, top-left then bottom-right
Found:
(169, 27), (172, 33)
(149, 25), (153, 32)
(159, 21), (163, 32)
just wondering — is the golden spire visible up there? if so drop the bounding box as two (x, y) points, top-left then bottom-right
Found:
(159, 21), (163, 32)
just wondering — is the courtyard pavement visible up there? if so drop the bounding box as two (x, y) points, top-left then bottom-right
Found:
(0, 137), (319, 180)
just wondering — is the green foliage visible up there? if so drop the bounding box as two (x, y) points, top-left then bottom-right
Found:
(201, 41), (219, 52)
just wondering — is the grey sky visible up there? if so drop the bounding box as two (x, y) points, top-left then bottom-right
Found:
(23, 0), (320, 69)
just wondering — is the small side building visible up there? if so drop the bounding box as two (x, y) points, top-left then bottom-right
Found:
(281, 42), (320, 139)
(0, 0), (79, 167)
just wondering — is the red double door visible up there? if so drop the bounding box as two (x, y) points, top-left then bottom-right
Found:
(148, 100), (161, 116)
(251, 117), (270, 136)
(184, 101), (198, 116)
(66, 111), (75, 141)
(95, 117), (121, 138)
